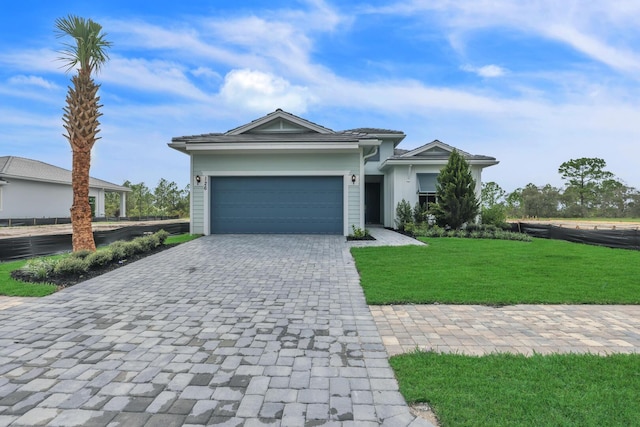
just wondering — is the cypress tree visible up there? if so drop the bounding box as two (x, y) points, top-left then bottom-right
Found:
(432, 149), (479, 229)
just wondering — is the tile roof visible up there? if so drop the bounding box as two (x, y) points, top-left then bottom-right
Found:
(0, 156), (130, 192)
(172, 132), (378, 144)
(342, 127), (405, 135)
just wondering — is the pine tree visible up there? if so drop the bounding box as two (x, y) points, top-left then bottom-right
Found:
(432, 149), (479, 229)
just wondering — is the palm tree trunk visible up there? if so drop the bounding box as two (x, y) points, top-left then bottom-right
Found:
(70, 148), (96, 251)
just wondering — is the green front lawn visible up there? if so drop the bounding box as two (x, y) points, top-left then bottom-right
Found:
(0, 260), (57, 297)
(391, 351), (640, 427)
(351, 238), (640, 305)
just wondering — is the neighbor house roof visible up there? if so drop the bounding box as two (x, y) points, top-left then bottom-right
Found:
(0, 156), (130, 192)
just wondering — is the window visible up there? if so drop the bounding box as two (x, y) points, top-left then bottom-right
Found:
(419, 193), (437, 209)
(0, 186), (3, 211)
(417, 173), (438, 209)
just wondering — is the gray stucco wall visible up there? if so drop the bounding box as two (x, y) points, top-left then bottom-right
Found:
(190, 151), (361, 235)
(0, 179), (106, 219)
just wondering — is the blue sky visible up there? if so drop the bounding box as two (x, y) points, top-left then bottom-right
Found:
(2, 0), (640, 193)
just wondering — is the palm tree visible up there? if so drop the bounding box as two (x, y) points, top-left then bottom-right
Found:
(55, 15), (112, 252)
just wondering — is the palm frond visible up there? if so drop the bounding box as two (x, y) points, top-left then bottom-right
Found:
(55, 14), (112, 75)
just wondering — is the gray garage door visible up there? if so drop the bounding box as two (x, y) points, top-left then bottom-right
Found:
(210, 176), (343, 234)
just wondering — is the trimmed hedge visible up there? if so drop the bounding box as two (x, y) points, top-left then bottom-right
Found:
(17, 230), (172, 279)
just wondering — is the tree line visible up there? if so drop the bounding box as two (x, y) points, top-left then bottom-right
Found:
(483, 157), (640, 219)
(105, 179), (190, 218)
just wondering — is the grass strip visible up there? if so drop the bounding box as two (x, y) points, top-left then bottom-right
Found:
(0, 233), (201, 297)
(0, 260), (57, 297)
(391, 351), (640, 427)
(351, 238), (640, 305)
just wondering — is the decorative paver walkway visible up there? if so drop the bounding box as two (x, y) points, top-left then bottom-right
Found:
(372, 304), (640, 356)
(0, 235), (433, 427)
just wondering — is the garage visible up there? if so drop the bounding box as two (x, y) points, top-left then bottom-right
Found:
(210, 176), (343, 234)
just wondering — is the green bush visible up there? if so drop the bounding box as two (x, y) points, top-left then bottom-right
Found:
(71, 249), (93, 259)
(395, 199), (413, 231)
(85, 250), (114, 268)
(413, 202), (429, 224)
(350, 225), (370, 239)
(21, 258), (59, 280)
(155, 229), (170, 244)
(109, 241), (129, 260)
(481, 204), (509, 228)
(54, 257), (89, 276)
(122, 239), (142, 255)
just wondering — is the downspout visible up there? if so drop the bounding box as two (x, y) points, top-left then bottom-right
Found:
(363, 146), (379, 163)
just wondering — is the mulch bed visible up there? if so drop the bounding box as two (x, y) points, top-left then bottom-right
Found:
(11, 244), (177, 289)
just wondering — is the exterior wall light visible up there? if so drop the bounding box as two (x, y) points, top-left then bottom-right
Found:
(195, 175), (201, 184)
(351, 174), (357, 184)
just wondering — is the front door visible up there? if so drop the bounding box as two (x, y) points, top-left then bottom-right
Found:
(365, 182), (381, 224)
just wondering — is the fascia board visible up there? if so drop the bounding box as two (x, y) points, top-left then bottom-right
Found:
(167, 143), (189, 154)
(379, 159), (499, 169)
(184, 143), (360, 151)
(358, 139), (382, 146)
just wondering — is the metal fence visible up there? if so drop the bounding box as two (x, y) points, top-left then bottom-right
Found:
(0, 222), (189, 261)
(0, 216), (180, 227)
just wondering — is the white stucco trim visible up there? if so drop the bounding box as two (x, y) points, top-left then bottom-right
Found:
(343, 175), (350, 236)
(189, 156), (194, 234)
(203, 176), (210, 236)
(359, 148), (365, 229)
(202, 170), (353, 236)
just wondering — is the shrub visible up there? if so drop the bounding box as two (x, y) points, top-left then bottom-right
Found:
(21, 258), (58, 280)
(481, 204), (509, 228)
(350, 225), (370, 239)
(127, 239), (145, 255)
(155, 229), (170, 244)
(136, 235), (156, 252)
(85, 250), (114, 268)
(395, 199), (413, 231)
(71, 249), (93, 259)
(403, 222), (416, 236)
(413, 202), (429, 224)
(109, 241), (129, 260)
(54, 257), (89, 276)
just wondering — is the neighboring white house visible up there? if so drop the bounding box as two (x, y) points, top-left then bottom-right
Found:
(169, 109), (498, 236)
(0, 156), (129, 219)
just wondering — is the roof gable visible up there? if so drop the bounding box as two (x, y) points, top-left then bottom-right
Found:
(401, 140), (472, 158)
(226, 109), (334, 135)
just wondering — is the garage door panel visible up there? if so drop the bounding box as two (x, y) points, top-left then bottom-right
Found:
(211, 176), (343, 234)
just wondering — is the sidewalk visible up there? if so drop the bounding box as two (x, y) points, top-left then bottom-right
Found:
(372, 304), (640, 356)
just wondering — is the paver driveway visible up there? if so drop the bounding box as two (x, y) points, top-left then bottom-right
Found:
(0, 235), (431, 427)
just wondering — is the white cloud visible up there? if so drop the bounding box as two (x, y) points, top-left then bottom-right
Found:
(369, 0), (640, 75)
(102, 56), (211, 101)
(219, 69), (313, 113)
(461, 64), (506, 78)
(8, 75), (60, 89)
(190, 67), (221, 80)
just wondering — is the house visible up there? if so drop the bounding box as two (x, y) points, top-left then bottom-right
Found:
(0, 156), (129, 219)
(169, 109), (498, 236)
